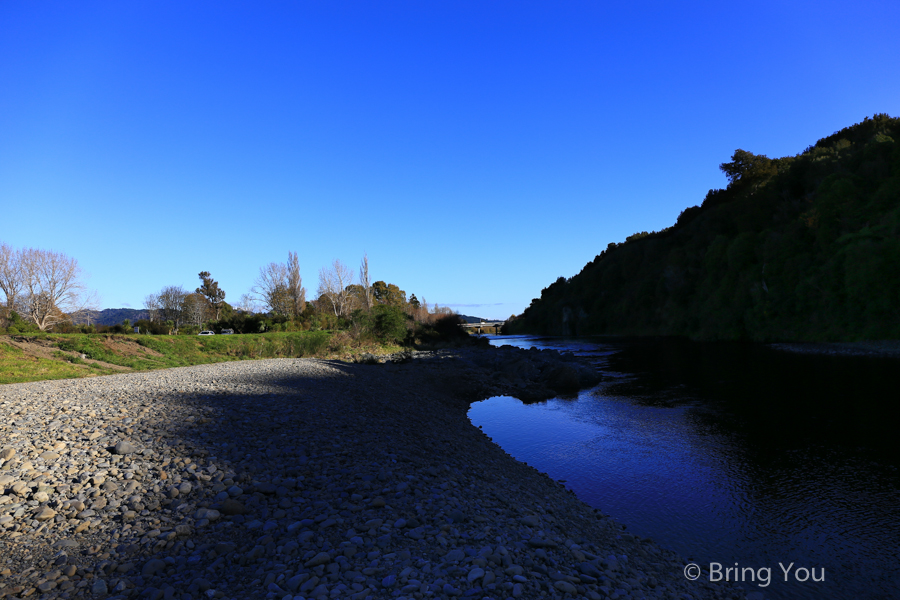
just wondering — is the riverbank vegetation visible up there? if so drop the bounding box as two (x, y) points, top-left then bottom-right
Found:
(0, 249), (475, 383)
(0, 250), (464, 346)
(507, 114), (900, 341)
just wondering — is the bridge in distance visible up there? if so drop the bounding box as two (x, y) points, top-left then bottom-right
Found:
(460, 320), (505, 332)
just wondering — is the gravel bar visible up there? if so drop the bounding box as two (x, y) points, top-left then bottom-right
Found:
(0, 347), (745, 600)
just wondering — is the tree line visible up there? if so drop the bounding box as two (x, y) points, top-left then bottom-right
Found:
(138, 253), (457, 342)
(1, 246), (458, 345)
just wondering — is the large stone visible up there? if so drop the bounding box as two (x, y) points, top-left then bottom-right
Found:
(220, 498), (245, 515)
(546, 365), (581, 392)
(214, 542), (236, 555)
(34, 507), (56, 521)
(0, 448), (14, 461)
(112, 441), (138, 454)
(303, 552), (331, 568)
(192, 578), (212, 592)
(141, 558), (166, 578)
(444, 548), (466, 562)
(286, 573), (307, 592)
(520, 515), (541, 527)
(467, 567), (485, 583)
(256, 482), (278, 494)
(577, 562), (603, 578)
(193, 508), (220, 521)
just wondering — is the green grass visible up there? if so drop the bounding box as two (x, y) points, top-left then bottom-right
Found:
(133, 331), (331, 366)
(0, 341), (119, 384)
(0, 331), (370, 385)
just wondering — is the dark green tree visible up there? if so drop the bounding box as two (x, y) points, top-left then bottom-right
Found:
(197, 271), (226, 320)
(372, 281), (407, 306)
(719, 149), (777, 190)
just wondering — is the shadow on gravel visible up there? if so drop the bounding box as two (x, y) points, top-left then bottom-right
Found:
(97, 358), (486, 597)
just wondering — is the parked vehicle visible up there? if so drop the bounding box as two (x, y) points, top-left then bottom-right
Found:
(198, 331), (215, 336)
(221, 329), (234, 335)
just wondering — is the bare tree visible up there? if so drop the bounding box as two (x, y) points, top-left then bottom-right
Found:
(286, 251), (306, 318)
(0, 242), (23, 324)
(253, 252), (306, 317)
(144, 293), (161, 322)
(359, 253), (372, 311)
(237, 293), (262, 314)
(318, 259), (354, 317)
(156, 285), (188, 331)
(182, 292), (209, 329)
(18, 247), (99, 331)
(253, 261), (290, 315)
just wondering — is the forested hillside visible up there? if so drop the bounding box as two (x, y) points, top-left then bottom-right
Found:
(508, 114), (900, 341)
(72, 308), (149, 326)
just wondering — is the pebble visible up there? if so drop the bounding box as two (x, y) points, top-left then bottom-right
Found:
(0, 350), (744, 599)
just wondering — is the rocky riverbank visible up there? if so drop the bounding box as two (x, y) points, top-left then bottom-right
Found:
(0, 346), (744, 600)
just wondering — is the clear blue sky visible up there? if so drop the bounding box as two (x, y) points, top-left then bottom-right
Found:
(2, 1), (898, 320)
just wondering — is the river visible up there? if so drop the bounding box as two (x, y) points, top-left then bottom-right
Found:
(467, 335), (900, 600)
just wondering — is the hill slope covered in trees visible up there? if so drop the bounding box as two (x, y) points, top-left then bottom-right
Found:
(508, 115), (900, 341)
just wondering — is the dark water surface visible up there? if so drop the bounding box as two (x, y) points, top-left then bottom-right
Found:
(467, 335), (900, 600)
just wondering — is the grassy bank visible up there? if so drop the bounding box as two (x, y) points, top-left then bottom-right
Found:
(0, 332), (401, 384)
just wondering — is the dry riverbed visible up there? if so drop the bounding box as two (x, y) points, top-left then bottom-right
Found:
(0, 347), (745, 600)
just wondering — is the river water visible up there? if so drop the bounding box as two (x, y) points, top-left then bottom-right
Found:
(467, 335), (900, 600)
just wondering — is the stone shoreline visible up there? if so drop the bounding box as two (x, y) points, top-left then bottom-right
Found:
(0, 346), (745, 600)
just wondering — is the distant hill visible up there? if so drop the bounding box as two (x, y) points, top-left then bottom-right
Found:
(458, 314), (492, 324)
(72, 308), (149, 326)
(509, 114), (900, 342)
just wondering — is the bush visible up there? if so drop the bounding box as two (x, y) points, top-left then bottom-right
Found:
(372, 305), (409, 344)
(432, 314), (467, 341)
(4, 311), (40, 334)
(134, 319), (170, 335)
(327, 331), (353, 353)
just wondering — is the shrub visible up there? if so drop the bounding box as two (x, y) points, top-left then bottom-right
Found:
(5, 311), (40, 334)
(372, 305), (409, 344)
(327, 330), (352, 353)
(432, 314), (467, 341)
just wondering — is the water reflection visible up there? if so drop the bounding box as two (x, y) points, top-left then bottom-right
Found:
(468, 336), (900, 600)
